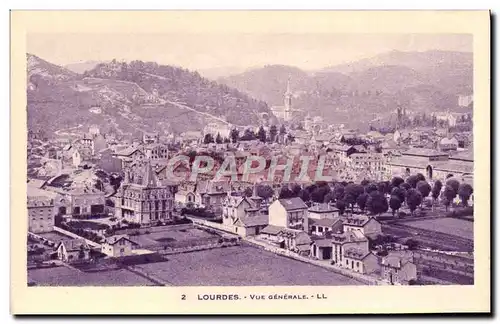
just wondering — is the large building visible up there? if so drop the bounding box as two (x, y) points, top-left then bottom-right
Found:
(27, 186), (57, 233)
(387, 148), (473, 182)
(114, 161), (177, 225)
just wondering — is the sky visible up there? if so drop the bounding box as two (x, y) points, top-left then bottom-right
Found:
(27, 33), (472, 71)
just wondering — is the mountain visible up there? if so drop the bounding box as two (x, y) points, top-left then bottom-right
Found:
(218, 65), (313, 106)
(197, 66), (253, 80)
(27, 55), (272, 137)
(323, 50), (473, 94)
(64, 60), (104, 74)
(217, 50), (473, 129)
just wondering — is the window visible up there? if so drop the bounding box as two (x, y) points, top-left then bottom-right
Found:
(357, 262), (360, 268)
(351, 261), (354, 268)
(120, 248), (125, 252)
(345, 259), (348, 265)
(312, 226), (316, 232)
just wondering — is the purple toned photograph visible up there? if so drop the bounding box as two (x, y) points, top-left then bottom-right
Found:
(26, 32), (474, 287)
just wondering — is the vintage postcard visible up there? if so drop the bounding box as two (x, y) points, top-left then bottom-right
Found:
(11, 10), (490, 314)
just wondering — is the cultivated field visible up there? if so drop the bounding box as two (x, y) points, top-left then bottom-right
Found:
(38, 231), (73, 242)
(403, 218), (474, 240)
(136, 245), (362, 286)
(28, 266), (156, 286)
(131, 227), (218, 248)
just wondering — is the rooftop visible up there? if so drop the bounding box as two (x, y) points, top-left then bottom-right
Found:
(278, 197), (308, 211)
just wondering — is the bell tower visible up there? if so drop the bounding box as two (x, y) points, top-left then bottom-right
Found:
(284, 75), (293, 121)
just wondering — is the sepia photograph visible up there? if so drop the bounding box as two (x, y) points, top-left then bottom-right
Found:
(10, 10), (490, 314)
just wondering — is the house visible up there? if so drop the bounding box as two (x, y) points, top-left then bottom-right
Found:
(381, 251), (418, 285)
(174, 182), (198, 208)
(387, 148), (473, 181)
(222, 194), (254, 226)
(259, 225), (312, 255)
(101, 235), (139, 257)
(27, 186), (58, 233)
(308, 203), (340, 220)
(50, 187), (106, 219)
(342, 216), (382, 238)
(342, 249), (380, 274)
(56, 239), (91, 263)
(439, 137), (459, 152)
(309, 217), (343, 236)
(331, 231), (369, 266)
(268, 197), (308, 231)
(310, 238), (332, 260)
(196, 180), (231, 215)
(114, 161), (176, 225)
(233, 213), (269, 237)
(113, 146), (145, 169)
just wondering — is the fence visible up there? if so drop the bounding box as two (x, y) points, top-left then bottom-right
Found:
(114, 223), (193, 236)
(189, 218), (238, 236)
(53, 226), (101, 248)
(243, 238), (384, 286)
(413, 250), (474, 277)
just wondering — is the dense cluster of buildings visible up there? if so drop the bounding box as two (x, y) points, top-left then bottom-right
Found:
(26, 79), (473, 286)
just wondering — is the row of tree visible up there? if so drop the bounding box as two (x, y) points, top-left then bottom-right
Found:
(270, 173), (473, 217)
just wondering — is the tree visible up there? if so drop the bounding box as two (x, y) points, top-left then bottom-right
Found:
(391, 187), (406, 204)
(269, 125), (278, 143)
(365, 183), (378, 194)
(458, 183), (474, 206)
(391, 176), (404, 188)
(336, 199), (347, 215)
(441, 185), (456, 211)
(406, 189), (423, 216)
(256, 184), (274, 200)
(415, 173), (426, 183)
(344, 183), (365, 213)
(243, 187), (253, 197)
(431, 180), (443, 204)
(446, 179), (460, 195)
(279, 124), (286, 135)
(279, 187), (294, 199)
(377, 181), (390, 195)
(324, 192), (335, 204)
(298, 189), (311, 202)
(311, 186), (331, 203)
(360, 179), (371, 187)
(366, 191), (389, 216)
(241, 128), (256, 141)
(333, 185), (345, 201)
(203, 133), (214, 144)
(230, 128), (239, 143)
(257, 126), (266, 143)
(406, 175), (419, 189)
(416, 180), (432, 202)
(291, 184), (302, 197)
(356, 193), (369, 212)
(400, 182), (411, 191)
(389, 195), (402, 217)
(215, 132), (223, 144)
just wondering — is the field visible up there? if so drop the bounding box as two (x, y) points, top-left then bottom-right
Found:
(28, 266), (156, 286)
(403, 218), (474, 240)
(136, 245), (362, 286)
(38, 231), (73, 242)
(131, 227), (218, 248)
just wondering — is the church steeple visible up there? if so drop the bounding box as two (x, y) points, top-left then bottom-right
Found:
(284, 74), (293, 121)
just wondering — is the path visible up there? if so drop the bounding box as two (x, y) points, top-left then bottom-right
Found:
(137, 71), (247, 129)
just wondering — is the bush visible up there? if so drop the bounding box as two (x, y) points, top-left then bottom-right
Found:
(377, 250), (389, 257)
(447, 206), (474, 218)
(145, 230), (151, 234)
